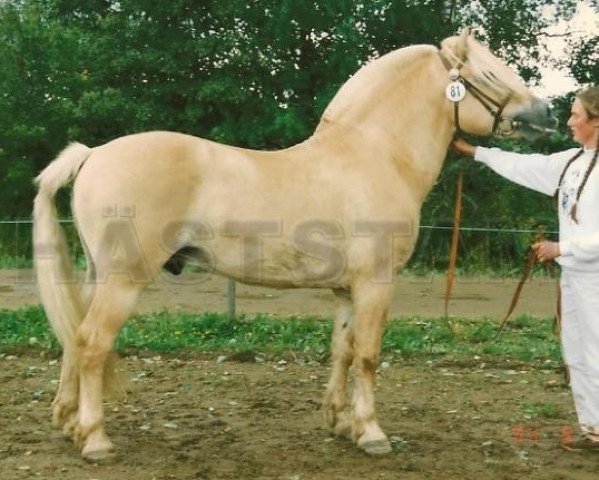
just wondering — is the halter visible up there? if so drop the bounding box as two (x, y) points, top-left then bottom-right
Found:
(438, 50), (514, 136)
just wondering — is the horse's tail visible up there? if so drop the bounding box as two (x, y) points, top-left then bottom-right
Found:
(33, 143), (92, 351)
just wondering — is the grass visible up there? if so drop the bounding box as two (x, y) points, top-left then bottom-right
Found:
(521, 401), (565, 420)
(0, 306), (562, 367)
(0, 255), (33, 269)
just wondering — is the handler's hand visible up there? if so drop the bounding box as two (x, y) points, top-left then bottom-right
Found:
(451, 138), (477, 157)
(532, 241), (560, 262)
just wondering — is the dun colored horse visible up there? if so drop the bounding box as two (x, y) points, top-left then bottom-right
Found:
(33, 29), (556, 461)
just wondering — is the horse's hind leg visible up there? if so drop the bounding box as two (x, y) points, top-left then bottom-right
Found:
(324, 289), (354, 438)
(52, 266), (93, 435)
(54, 243), (98, 436)
(351, 281), (393, 455)
(80, 238), (97, 312)
(52, 345), (81, 436)
(73, 278), (142, 462)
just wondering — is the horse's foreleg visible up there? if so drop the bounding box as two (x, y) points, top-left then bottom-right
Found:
(324, 289), (354, 438)
(74, 280), (140, 462)
(351, 282), (392, 455)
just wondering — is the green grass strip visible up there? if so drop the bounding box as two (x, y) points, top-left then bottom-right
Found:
(0, 306), (562, 364)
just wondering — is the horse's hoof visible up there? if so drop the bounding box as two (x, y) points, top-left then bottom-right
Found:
(82, 447), (117, 464)
(359, 439), (393, 456)
(81, 431), (116, 464)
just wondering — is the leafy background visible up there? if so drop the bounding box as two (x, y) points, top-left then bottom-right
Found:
(0, 0), (596, 269)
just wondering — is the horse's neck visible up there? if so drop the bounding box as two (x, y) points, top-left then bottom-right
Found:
(313, 47), (454, 203)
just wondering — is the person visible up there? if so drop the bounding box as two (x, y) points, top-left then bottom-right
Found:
(452, 86), (599, 451)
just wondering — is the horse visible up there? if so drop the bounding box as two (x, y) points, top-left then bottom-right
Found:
(33, 28), (556, 462)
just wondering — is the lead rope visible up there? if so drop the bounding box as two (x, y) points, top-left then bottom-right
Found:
(498, 226), (546, 332)
(498, 226), (562, 339)
(439, 46), (513, 320)
(444, 172), (463, 320)
(444, 186), (562, 340)
(496, 228), (565, 381)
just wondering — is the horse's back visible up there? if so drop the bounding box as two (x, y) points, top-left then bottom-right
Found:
(74, 131), (202, 207)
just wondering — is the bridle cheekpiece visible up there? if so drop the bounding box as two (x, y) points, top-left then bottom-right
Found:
(438, 50), (515, 137)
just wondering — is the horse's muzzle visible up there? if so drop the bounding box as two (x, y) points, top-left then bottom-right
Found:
(508, 100), (558, 140)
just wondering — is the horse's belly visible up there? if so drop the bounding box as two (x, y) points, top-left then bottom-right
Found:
(207, 238), (350, 289)
(189, 220), (419, 289)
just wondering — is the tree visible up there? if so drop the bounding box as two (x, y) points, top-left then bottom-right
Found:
(0, 0), (586, 235)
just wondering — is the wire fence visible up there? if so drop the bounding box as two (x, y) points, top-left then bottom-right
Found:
(0, 218), (559, 273)
(0, 218), (560, 234)
(0, 219), (559, 319)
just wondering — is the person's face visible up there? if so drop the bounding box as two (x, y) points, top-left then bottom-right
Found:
(567, 98), (599, 148)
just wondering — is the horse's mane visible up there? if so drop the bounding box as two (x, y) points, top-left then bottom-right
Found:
(441, 36), (527, 102)
(315, 44), (438, 130)
(315, 36), (528, 134)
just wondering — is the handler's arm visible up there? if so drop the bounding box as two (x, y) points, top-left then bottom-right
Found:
(473, 147), (566, 196)
(452, 138), (574, 196)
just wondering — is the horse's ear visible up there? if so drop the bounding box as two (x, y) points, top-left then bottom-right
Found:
(456, 27), (471, 63)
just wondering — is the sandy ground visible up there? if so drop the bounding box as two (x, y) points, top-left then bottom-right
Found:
(0, 269), (559, 319)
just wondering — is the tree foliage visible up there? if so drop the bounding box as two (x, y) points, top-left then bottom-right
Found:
(0, 0), (593, 267)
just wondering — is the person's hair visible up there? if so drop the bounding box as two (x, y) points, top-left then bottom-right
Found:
(554, 86), (599, 223)
(577, 85), (599, 119)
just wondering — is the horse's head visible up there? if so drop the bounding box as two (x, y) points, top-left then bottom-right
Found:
(439, 28), (557, 140)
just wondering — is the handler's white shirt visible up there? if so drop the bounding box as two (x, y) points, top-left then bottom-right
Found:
(474, 146), (599, 271)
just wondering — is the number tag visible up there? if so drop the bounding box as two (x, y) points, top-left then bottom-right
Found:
(445, 81), (466, 102)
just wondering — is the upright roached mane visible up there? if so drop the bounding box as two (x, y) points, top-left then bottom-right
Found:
(33, 29), (555, 461)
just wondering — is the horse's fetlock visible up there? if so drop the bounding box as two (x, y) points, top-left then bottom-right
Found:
(356, 355), (379, 374)
(75, 419), (104, 446)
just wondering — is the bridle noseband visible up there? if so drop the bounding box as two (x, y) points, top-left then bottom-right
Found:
(438, 50), (515, 136)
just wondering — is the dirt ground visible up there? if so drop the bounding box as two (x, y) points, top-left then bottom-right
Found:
(2, 353), (599, 480)
(4, 269), (595, 480)
(1, 268), (559, 319)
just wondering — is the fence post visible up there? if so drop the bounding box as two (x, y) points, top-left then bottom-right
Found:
(15, 220), (19, 262)
(227, 278), (236, 320)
